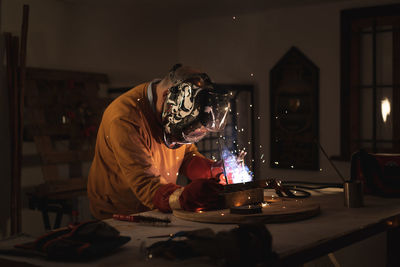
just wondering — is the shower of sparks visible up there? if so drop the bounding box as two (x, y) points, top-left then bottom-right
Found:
(221, 149), (253, 184)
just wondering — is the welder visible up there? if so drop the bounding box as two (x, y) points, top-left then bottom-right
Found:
(88, 64), (231, 219)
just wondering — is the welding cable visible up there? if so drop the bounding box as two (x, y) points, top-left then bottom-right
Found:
(282, 181), (343, 190)
(275, 187), (311, 198)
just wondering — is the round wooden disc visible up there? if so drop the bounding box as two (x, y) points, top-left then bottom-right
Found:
(173, 199), (320, 224)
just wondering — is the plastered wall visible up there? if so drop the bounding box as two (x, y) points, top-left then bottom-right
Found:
(178, 0), (400, 183)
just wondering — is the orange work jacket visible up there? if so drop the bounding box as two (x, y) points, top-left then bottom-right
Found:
(87, 82), (202, 219)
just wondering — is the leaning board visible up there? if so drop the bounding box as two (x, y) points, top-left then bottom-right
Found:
(173, 198), (320, 224)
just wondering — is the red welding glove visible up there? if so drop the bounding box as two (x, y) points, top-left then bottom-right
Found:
(153, 179), (224, 213)
(152, 183), (182, 213)
(183, 155), (225, 182)
(179, 178), (224, 212)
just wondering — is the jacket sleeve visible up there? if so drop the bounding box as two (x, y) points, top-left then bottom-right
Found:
(179, 144), (223, 180)
(108, 118), (163, 209)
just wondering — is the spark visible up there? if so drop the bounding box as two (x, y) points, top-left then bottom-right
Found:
(259, 145), (262, 148)
(248, 141), (251, 144)
(275, 116), (278, 119)
(137, 98), (141, 101)
(291, 165), (294, 169)
(257, 116), (260, 120)
(319, 168), (323, 171)
(230, 91), (233, 96)
(221, 149), (253, 183)
(249, 104), (253, 107)
(167, 172), (170, 176)
(262, 202), (269, 207)
(221, 213), (225, 216)
(274, 161), (279, 165)
(176, 172), (179, 175)
(250, 73), (254, 77)
(237, 112), (240, 116)
(232, 16), (236, 20)
(262, 160), (266, 163)
(248, 196), (251, 200)
(261, 154), (264, 159)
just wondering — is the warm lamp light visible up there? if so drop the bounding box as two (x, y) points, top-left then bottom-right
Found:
(381, 97), (391, 123)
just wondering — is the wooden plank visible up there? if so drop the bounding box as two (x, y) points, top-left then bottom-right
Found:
(26, 68), (108, 83)
(34, 178), (87, 197)
(41, 150), (94, 164)
(350, 21), (361, 155)
(33, 136), (59, 181)
(10, 35), (21, 235)
(393, 19), (400, 152)
(68, 138), (83, 178)
(24, 124), (72, 139)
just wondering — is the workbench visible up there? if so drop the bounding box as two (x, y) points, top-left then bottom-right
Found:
(1, 189), (400, 266)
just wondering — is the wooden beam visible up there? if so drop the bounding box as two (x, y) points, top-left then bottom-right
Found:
(26, 68), (109, 83)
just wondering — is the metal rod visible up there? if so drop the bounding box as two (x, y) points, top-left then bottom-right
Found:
(372, 20), (377, 153)
(218, 137), (229, 185)
(316, 140), (346, 183)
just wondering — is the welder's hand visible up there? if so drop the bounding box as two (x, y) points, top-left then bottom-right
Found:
(179, 179), (224, 212)
(153, 179), (224, 213)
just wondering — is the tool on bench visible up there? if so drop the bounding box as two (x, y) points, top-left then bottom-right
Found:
(112, 214), (171, 226)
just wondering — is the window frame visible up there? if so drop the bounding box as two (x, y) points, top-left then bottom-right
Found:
(339, 4), (400, 160)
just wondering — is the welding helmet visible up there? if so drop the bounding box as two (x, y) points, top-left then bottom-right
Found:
(161, 69), (230, 149)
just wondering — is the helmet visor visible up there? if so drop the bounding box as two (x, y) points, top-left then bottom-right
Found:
(202, 88), (230, 132)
